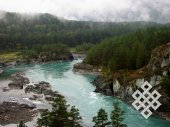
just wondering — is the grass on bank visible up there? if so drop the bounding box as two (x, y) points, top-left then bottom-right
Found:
(0, 52), (22, 62)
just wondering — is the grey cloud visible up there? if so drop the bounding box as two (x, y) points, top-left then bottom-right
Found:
(0, 0), (169, 23)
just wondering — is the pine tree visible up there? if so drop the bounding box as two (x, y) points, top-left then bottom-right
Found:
(110, 102), (127, 127)
(68, 106), (83, 127)
(17, 121), (27, 127)
(37, 109), (50, 127)
(49, 95), (70, 127)
(92, 108), (110, 127)
(37, 95), (83, 127)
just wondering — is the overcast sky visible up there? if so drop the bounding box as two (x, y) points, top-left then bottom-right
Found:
(0, 0), (170, 23)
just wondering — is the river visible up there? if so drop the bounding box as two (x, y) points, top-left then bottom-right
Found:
(2, 60), (170, 127)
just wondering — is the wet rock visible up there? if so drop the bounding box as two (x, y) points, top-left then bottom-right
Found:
(25, 82), (59, 98)
(20, 103), (36, 109)
(11, 73), (30, 85)
(25, 85), (43, 94)
(33, 86), (43, 94)
(2, 87), (10, 92)
(105, 89), (112, 95)
(43, 89), (59, 97)
(29, 95), (39, 100)
(25, 85), (42, 94)
(92, 75), (104, 87)
(34, 81), (51, 91)
(45, 96), (54, 101)
(25, 85), (34, 93)
(8, 82), (23, 89)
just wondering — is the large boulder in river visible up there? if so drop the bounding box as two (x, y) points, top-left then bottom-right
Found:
(33, 81), (51, 94)
(34, 81), (51, 89)
(25, 85), (42, 94)
(25, 81), (57, 94)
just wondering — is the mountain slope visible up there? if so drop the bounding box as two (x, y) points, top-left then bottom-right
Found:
(0, 11), (162, 50)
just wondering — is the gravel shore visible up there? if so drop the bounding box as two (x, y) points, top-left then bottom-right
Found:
(0, 79), (52, 127)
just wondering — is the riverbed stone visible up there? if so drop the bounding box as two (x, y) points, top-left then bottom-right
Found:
(45, 95), (54, 101)
(2, 87), (10, 92)
(8, 82), (23, 89)
(11, 73), (30, 85)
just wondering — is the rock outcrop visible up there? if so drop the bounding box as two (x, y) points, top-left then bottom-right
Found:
(92, 42), (170, 120)
(11, 73), (30, 84)
(8, 73), (30, 89)
(8, 82), (23, 89)
(25, 81), (60, 101)
(73, 63), (101, 75)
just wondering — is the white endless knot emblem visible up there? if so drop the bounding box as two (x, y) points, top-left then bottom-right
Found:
(132, 81), (161, 119)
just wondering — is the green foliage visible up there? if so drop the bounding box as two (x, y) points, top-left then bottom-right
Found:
(49, 95), (70, 127)
(68, 106), (82, 127)
(37, 95), (82, 127)
(17, 121), (27, 127)
(0, 12), (162, 50)
(37, 109), (50, 127)
(92, 102), (127, 127)
(20, 43), (70, 60)
(85, 27), (170, 70)
(110, 102), (127, 127)
(92, 108), (110, 127)
(75, 43), (94, 53)
(161, 76), (170, 97)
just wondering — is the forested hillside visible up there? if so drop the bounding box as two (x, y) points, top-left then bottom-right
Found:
(85, 26), (170, 70)
(0, 11), (161, 50)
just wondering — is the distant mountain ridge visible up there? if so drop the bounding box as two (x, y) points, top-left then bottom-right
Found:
(0, 11), (165, 50)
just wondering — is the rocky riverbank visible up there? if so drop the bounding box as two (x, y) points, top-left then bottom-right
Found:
(74, 42), (170, 121)
(73, 63), (101, 75)
(0, 72), (62, 126)
(91, 42), (170, 121)
(0, 53), (74, 76)
(0, 102), (38, 126)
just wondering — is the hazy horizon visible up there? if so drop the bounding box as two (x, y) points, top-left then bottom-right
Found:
(0, 0), (170, 23)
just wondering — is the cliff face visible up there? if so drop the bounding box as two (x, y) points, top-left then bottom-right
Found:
(92, 42), (170, 120)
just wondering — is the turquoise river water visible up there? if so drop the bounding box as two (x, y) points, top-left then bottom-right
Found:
(2, 60), (170, 127)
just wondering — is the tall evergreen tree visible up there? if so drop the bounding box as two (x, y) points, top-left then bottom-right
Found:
(49, 95), (70, 127)
(92, 108), (110, 127)
(68, 106), (83, 127)
(37, 95), (83, 127)
(17, 121), (27, 127)
(37, 109), (50, 127)
(110, 102), (127, 127)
